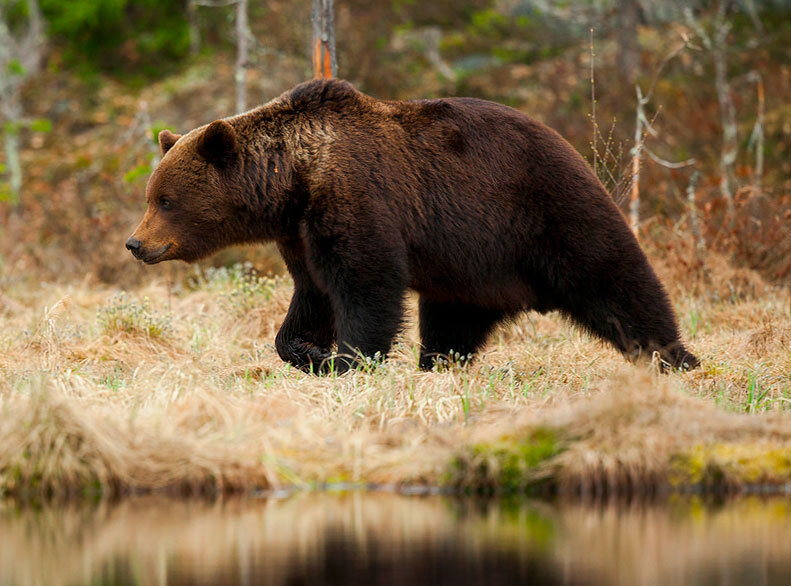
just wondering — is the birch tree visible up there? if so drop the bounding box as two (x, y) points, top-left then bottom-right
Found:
(0, 0), (44, 204)
(685, 1), (737, 217)
(616, 0), (639, 83)
(234, 0), (249, 112)
(628, 39), (695, 235)
(194, 0), (251, 113)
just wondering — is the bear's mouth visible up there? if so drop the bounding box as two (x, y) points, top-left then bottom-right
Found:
(143, 243), (173, 264)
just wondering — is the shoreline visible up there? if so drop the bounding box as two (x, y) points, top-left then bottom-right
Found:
(1, 273), (790, 504)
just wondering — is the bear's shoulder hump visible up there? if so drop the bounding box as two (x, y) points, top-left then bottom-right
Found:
(287, 78), (361, 113)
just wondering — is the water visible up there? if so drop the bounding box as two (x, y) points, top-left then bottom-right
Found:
(1, 493), (791, 585)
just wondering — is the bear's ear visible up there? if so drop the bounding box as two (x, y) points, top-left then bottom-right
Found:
(197, 120), (238, 167)
(158, 129), (182, 155)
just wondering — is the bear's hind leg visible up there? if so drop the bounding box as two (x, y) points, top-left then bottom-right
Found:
(556, 263), (699, 371)
(328, 281), (406, 373)
(418, 298), (505, 370)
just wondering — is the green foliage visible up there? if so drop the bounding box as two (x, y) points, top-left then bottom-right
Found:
(746, 368), (771, 413)
(29, 118), (52, 133)
(0, 184), (11, 203)
(39, 0), (191, 77)
(3, 120), (21, 135)
(1, 0), (33, 31)
(6, 58), (26, 76)
(123, 163), (151, 184)
(97, 292), (172, 338)
(470, 8), (507, 35)
(1, 117), (49, 136)
(149, 123), (175, 146)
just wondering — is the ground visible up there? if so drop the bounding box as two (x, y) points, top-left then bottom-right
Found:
(0, 253), (790, 498)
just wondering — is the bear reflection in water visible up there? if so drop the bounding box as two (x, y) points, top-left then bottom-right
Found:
(112, 526), (591, 586)
(5, 495), (791, 585)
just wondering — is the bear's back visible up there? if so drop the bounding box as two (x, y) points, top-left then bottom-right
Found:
(277, 79), (614, 229)
(280, 79), (572, 168)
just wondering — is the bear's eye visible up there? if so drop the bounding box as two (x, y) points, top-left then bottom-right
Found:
(159, 197), (174, 211)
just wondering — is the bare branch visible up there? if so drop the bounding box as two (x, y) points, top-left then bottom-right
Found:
(629, 84), (643, 235)
(590, 28), (598, 177)
(628, 39), (688, 236)
(683, 7), (712, 50)
(644, 148), (696, 169)
(644, 36), (689, 103)
(740, 0), (763, 32)
(421, 27), (456, 82)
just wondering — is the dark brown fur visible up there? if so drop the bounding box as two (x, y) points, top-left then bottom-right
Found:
(127, 78), (699, 373)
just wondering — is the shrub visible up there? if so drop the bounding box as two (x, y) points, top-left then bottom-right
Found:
(97, 292), (171, 338)
(40, 0), (191, 77)
(188, 262), (281, 315)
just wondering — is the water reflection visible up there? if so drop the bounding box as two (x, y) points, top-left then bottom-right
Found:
(1, 493), (790, 585)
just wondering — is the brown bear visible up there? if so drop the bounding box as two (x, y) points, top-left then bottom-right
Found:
(127, 78), (699, 373)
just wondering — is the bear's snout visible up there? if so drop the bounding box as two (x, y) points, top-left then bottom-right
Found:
(125, 237), (143, 259)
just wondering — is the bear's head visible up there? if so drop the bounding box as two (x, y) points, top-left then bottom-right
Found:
(126, 121), (245, 264)
(126, 119), (294, 264)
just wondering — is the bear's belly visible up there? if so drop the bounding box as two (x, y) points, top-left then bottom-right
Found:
(404, 218), (541, 312)
(409, 270), (538, 313)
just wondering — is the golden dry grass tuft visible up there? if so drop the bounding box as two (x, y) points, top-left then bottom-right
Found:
(0, 254), (790, 498)
(451, 370), (791, 497)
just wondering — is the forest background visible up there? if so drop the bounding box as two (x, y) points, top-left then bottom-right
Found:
(1, 0), (789, 290)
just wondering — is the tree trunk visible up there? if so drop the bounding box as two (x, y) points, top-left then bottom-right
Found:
(713, 1), (736, 218)
(27, 0), (43, 61)
(617, 0), (639, 83)
(235, 0), (249, 113)
(746, 70), (764, 190)
(686, 171), (704, 266)
(188, 1), (200, 55)
(311, 0), (337, 78)
(0, 0), (44, 205)
(4, 122), (21, 204)
(629, 105), (642, 235)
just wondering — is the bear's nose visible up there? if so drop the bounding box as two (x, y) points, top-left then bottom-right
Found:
(126, 237), (143, 257)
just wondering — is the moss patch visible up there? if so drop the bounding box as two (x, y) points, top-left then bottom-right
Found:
(670, 444), (791, 491)
(447, 427), (565, 495)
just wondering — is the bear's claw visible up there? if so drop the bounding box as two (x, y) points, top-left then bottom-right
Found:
(287, 338), (335, 374)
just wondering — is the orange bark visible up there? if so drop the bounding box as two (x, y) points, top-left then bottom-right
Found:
(313, 38), (333, 79)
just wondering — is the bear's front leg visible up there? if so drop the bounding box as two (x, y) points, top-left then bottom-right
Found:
(275, 240), (336, 372)
(275, 282), (335, 372)
(306, 225), (408, 374)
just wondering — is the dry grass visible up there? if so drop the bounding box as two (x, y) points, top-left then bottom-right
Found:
(0, 254), (790, 498)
